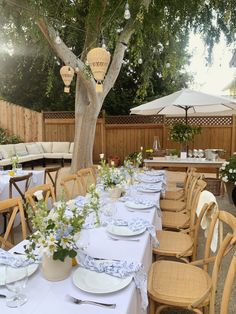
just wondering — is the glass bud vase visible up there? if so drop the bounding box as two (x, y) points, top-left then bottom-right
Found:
(153, 136), (161, 156)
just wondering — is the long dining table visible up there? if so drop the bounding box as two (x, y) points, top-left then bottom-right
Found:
(1, 172), (164, 314)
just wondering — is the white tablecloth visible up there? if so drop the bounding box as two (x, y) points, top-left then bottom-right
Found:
(0, 170), (45, 233)
(0, 185), (162, 314)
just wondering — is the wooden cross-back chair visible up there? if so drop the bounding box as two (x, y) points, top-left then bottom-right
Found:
(60, 174), (85, 200)
(77, 168), (96, 193)
(160, 172), (201, 213)
(148, 206), (236, 314)
(163, 167), (196, 201)
(153, 180), (208, 262)
(25, 184), (56, 210)
(220, 252), (236, 314)
(44, 166), (61, 196)
(161, 175), (205, 230)
(0, 198), (27, 250)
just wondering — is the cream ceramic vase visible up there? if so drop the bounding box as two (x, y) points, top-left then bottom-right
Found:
(108, 187), (122, 199)
(41, 254), (72, 281)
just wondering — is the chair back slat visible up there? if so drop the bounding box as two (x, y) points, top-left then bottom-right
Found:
(44, 166), (61, 196)
(77, 168), (96, 193)
(9, 173), (33, 202)
(0, 198), (27, 249)
(60, 174), (85, 200)
(25, 184), (56, 210)
(220, 253), (236, 314)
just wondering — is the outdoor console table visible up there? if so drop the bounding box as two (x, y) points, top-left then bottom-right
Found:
(144, 157), (225, 177)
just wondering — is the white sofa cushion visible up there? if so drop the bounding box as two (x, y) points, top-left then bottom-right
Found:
(14, 143), (28, 156)
(0, 144), (15, 159)
(52, 142), (70, 153)
(39, 142), (52, 153)
(26, 143), (42, 155)
(43, 153), (63, 159)
(35, 143), (44, 154)
(63, 153), (72, 159)
(69, 143), (74, 154)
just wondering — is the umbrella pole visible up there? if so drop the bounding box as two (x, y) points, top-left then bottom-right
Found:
(185, 108), (188, 156)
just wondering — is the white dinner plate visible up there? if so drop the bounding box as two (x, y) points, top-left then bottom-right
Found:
(106, 224), (146, 237)
(73, 265), (133, 294)
(137, 187), (161, 193)
(0, 263), (39, 286)
(125, 200), (154, 210)
(139, 177), (161, 183)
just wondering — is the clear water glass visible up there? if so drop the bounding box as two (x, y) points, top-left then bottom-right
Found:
(5, 265), (28, 307)
(76, 229), (90, 250)
(0, 166), (4, 174)
(188, 149), (193, 158)
(16, 164), (23, 174)
(193, 149), (198, 158)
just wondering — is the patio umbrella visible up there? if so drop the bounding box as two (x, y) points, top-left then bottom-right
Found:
(130, 88), (236, 123)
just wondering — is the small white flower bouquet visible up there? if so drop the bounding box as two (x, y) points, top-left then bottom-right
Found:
(219, 155), (236, 184)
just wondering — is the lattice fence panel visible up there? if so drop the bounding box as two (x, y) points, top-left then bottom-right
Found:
(43, 111), (75, 119)
(105, 115), (164, 124)
(165, 116), (232, 126)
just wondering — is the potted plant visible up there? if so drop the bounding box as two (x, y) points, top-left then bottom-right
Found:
(169, 122), (201, 155)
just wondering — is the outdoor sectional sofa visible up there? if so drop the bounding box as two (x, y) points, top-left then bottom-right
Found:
(0, 142), (74, 168)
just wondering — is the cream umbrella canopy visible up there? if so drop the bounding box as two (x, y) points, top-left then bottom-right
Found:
(130, 88), (236, 123)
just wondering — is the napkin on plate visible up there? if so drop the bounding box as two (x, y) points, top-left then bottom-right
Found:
(77, 251), (148, 310)
(0, 248), (34, 268)
(111, 218), (159, 247)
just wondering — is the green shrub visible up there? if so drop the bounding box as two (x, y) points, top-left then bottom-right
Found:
(0, 127), (22, 144)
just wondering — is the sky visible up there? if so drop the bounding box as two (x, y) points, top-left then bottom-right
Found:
(186, 33), (236, 95)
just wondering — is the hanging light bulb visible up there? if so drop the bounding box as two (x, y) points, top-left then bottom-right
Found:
(124, 1), (131, 20)
(138, 58), (143, 64)
(101, 38), (107, 49)
(55, 31), (62, 44)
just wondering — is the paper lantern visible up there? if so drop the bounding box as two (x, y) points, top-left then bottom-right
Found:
(87, 47), (111, 92)
(60, 65), (75, 93)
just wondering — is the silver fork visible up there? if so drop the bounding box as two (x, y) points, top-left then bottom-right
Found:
(69, 295), (116, 308)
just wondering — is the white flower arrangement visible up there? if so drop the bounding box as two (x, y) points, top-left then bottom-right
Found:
(98, 161), (125, 189)
(219, 156), (236, 184)
(24, 188), (99, 261)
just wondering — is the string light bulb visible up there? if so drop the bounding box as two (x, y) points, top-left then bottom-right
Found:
(124, 1), (131, 20)
(55, 31), (62, 44)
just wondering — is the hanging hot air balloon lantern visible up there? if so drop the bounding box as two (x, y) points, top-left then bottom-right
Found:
(87, 47), (111, 92)
(60, 65), (75, 93)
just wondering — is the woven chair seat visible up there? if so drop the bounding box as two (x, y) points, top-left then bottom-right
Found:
(154, 230), (193, 257)
(148, 260), (211, 307)
(160, 199), (185, 212)
(162, 189), (184, 200)
(162, 211), (190, 229)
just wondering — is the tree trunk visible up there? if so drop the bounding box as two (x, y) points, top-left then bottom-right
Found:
(71, 77), (100, 172)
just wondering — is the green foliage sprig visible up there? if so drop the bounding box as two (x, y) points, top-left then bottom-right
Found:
(0, 127), (22, 144)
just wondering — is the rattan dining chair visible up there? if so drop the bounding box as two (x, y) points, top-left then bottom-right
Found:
(60, 174), (85, 199)
(154, 182), (209, 262)
(0, 197), (27, 249)
(77, 168), (96, 193)
(161, 176), (205, 230)
(160, 172), (201, 213)
(25, 183), (56, 210)
(163, 167), (196, 201)
(148, 206), (236, 314)
(44, 166), (61, 196)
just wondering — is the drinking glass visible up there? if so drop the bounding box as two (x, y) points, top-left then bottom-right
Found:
(16, 164), (23, 174)
(76, 229), (90, 250)
(188, 149), (193, 158)
(153, 136), (161, 154)
(0, 166), (4, 174)
(5, 265), (28, 307)
(193, 149), (198, 158)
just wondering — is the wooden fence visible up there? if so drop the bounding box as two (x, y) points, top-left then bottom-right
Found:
(0, 100), (43, 142)
(0, 100), (235, 163)
(43, 111), (236, 162)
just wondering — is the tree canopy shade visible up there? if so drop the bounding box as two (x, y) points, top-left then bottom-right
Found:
(0, 0), (236, 170)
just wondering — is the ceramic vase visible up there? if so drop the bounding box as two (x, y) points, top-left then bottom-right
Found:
(41, 254), (72, 281)
(108, 187), (122, 199)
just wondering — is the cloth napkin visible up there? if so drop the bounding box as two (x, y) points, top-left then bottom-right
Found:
(0, 248), (33, 268)
(77, 251), (148, 310)
(111, 217), (159, 248)
(195, 190), (219, 252)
